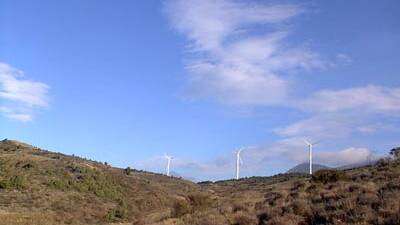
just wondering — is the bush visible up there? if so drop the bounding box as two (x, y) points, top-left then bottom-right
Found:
(312, 170), (347, 184)
(377, 158), (391, 168)
(48, 179), (67, 190)
(124, 167), (132, 175)
(263, 192), (283, 206)
(188, 193), (215, 211)
(173, 200), (191, 217)
(105, 200), (128, 222)
(390, 147), (400, 159)
(0, 175), (26, 190)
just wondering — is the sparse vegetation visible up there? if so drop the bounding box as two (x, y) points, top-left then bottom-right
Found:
(1, 139), (400, 225)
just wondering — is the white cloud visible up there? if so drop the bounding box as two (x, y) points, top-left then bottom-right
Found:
(242, 139), (373, 168)
(165, 0), (301, 52)
(296, 85), (400, 114)
(336, 53), (353, 65)
(8, 113), (32, 122)
(166, 0), (324, 106)
(316, 147), (371, 166)
(274, 85), (400, 140)
(0, 62), (49, 121)
(0, 107), (33, 122)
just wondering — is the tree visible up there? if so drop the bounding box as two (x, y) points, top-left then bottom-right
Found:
(124, 167), (132, 175)
(390, 147), (400, 159)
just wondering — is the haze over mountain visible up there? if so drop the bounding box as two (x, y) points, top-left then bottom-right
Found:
(287, 163), (330, 174)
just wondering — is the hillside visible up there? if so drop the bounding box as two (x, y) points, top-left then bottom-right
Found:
(0, 140), (203, 225)
(287, 163), (330, 174)
(1, 139), (400, 225)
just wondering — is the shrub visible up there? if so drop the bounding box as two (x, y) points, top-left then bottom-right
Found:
(390, 147), (400, 159)
(263, 192), (283, 206)
(48, 179), (67, 190)
(312, 170), (347, 184)
(233, 211), (257, 225)
(377, 158), (391, 168)
(188, 193), (214, 211)
(124, 167), (132, 175)
(105, 200), (128, 222)
(173, 200), (191, 217)
(0, 175), (26, 190)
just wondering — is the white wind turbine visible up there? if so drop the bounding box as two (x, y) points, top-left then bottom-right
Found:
(235, 148), (244, 180)
(304, 140), (319, 175)
(164, 154), (173, 176)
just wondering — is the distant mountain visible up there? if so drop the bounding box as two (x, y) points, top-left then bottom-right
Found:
(287, 163), (330, 174)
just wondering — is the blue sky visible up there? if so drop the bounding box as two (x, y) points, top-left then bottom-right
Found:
(1, 0), (399, 181)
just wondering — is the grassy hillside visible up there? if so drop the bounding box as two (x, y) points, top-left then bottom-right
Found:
(1, 139), (399, 225)
(0, 140), (205, 225)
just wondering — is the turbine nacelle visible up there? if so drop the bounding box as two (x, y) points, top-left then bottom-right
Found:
(164, 154), (173, 160)
(304, 139), (319, 147)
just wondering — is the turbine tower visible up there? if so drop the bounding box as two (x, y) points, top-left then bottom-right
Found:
(235, 149), (243, 180)
(304, 140), (318, 175)
(164, 154), (173, 176)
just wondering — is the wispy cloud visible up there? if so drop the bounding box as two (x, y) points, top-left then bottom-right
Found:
(296, 85), (400, 114)
(165, 0), (324, 106)
(276, 85), (400, 139)
(0, 62), (50, 121)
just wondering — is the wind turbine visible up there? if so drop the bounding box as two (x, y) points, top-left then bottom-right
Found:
(164, 154), (173, 176)
(304, 140), (318, 175)
(235, 148), (244, 180)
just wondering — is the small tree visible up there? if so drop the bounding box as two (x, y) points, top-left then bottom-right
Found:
(390, 147), (400, 159)
(124, 167), (132, 175)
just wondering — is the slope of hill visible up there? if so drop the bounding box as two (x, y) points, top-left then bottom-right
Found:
(1, 139), (400, 225)
(0, 140), (204, 225)
(200, 158), (400, 225)
(287, 163), (330, 174)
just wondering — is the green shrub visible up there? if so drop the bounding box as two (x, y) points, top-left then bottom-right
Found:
(105, 200), (128, 222)
(48, 179), (68, 190)
(0, 175), (26, 190)
(124, 167), (132, 175)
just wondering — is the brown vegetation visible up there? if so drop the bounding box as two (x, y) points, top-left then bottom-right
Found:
(1, 139), (400, 225)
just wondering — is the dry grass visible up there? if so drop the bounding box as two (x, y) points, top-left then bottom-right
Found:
(1, 139), (400, 225)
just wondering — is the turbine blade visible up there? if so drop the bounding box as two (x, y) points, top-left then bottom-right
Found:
(304, 140), (311, 146)
(312, 140), (320, 145)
